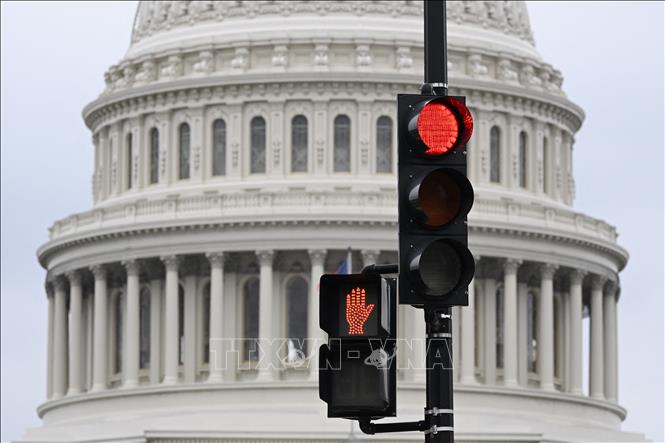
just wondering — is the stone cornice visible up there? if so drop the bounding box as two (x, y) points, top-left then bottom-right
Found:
(83, 75), (582, 137)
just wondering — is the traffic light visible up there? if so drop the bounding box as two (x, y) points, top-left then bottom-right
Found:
(319, 274), (396, 419)
(398, 95), (475, 307)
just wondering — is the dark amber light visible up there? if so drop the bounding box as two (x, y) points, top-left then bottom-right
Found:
(418, 170), (462, 227)
(416, 101), (460, 156)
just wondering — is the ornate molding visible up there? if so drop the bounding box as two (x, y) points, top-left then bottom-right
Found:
(206, 252), (225, 268)
(540, 263), (558, 280)
(256, 249), (275, 266)
(90, 264), (107, 280)
(590, 274), (608, 291)
(503, 258), (522, 275)
(161, 255), (181, 271)
(122, 259), (140, 276)
(307, 249), (327, 267)
(569, 269), (587, 285)
(131, 1), (533, 46)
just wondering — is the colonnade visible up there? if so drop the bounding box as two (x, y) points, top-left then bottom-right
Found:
(45, 252), (619, 405)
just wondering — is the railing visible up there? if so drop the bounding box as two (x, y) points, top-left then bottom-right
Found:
(48, 190), (618, 245)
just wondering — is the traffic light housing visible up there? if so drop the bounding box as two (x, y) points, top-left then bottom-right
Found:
(398, 95), (475, 307)
(319, 274), (397, 419)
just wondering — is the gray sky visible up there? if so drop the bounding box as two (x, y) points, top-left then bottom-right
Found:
(1, 1), (663, 442)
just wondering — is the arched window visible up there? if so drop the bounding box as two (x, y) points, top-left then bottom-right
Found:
(114, 293), (123, 375)
(527, 291), (538, 373)
(495, 286), (504, 369)
(212, 119), (226, 176)
(179, 123), (191, 180)
(542, 136), (549, 193)
(286, 276), (308, 361)
(519, 131), (527, 188)
(376, 116), (393, 173)
(139, 288), (151, 369)
(333, 115), (351, 172)
(291, 115), (308, 172)
(126, 133), (133, 190)
(250, 117), (266, 174)
(489, 126), (501, 183)
(202, 282), (211, 364)
(243, 277), (260, 362)
(149, 128), (159, 184)
(178, 285), (185, 365)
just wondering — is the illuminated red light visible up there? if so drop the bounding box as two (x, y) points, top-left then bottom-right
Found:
(417, 101), (460, 156)
(345, 287), (375, 335)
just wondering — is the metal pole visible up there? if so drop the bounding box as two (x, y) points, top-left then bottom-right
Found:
(424, 307), (454, 443)
(423, 0), (448, 95)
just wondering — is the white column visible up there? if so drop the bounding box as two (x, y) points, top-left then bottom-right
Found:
(207, 252), (225, 383)
(604, 281), (618, 402)
(46, 285), (55, 399)
(90, 265), (108, 392)
(257, 250), (276, 380)
(460, 278), (476, 384)
(589, 275), (606, 399)
(503, 259), (521, 387)
(483, 278), (496, 385)
(568, 270), (585, 394)
(149, 278), (162, 384)
(183, 273), (197, 383)
(517, 282), (528, 387)
(162, 255), (180, 385)
(67, 271), (83, 395)
(410, 305), (427, 382)
(123, 260), (140, 388)
(538, 264), (557, 391)
(308, 249), (326, 379)
(52, 277), (68, 399)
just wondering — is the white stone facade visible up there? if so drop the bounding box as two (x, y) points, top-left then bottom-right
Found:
(24, 1), (645, 442)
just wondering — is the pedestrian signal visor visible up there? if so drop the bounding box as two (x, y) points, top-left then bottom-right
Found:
(320, 274), (391, 339)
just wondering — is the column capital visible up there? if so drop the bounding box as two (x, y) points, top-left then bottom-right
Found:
(52, 275), (67, 292)
(45, 281), (54, 297)
(122, 259), (140, 276)
(206, 252), (226, 267)
(256, 249), (275, 266)
(65, 270), (82, 286)
(590, 274), (608, 291)
(360, 249), (380, 266)
(604, 278), (618, 295)
(161, 255), (181, 271)
(90, 264), (107, 280)
(308, 249), (327, 266)
(503, 258), (522, 274)
(570, 269), (587, 285)
(540, 263), (558, 280)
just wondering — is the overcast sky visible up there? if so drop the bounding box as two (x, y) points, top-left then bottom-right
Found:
(1, 2), (663, 442)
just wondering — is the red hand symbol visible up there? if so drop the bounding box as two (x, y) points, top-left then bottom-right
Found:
(345, 287), (375, 335)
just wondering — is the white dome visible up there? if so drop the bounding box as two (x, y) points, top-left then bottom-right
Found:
(26, 2), (640, 443)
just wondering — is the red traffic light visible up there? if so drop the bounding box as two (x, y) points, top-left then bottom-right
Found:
(408, 97), (473, 157)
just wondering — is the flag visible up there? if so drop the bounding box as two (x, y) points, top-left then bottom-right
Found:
(334, 247), (353, 275)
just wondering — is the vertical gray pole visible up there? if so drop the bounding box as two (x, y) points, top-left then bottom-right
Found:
(423, 0), (448, 95)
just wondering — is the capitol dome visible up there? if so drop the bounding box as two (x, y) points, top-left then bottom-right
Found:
(25, 1), (643, 442)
